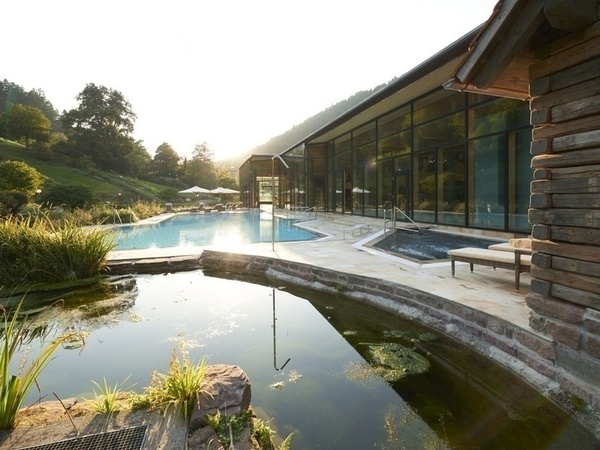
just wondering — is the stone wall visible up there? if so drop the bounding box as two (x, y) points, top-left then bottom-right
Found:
(199, 250), (600, 411)
(528, 18), (600, 399)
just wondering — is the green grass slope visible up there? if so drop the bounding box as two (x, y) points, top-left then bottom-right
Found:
(0, 139), (171, 203)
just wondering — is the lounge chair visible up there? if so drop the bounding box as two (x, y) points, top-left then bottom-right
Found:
(447, 247), (532, 291)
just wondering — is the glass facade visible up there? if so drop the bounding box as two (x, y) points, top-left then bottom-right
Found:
(249, 87), (533, 234)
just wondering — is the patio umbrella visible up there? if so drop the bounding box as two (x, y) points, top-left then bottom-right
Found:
(209, 186), (240, 203)
(178, 185), (210, 194)
(209, 187), (240, 194)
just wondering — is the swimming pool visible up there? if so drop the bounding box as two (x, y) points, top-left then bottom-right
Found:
(112, 211), (319, 250)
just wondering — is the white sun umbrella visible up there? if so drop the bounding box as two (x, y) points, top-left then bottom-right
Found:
(209, 187), (240, 194)
(352, 187), (371, 193)
(210, 186), (240, 203)
(178, 185), (210, 194)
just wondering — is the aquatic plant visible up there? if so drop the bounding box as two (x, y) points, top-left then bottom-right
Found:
(137, 340), (209, 419)
(0, 300), (79, 429)
(89, 376), (133, 414)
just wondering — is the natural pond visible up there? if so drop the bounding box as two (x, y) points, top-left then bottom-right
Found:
(6, 271), (600, 449)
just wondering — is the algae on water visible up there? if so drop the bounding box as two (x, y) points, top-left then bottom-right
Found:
(368, 342), (430, 382)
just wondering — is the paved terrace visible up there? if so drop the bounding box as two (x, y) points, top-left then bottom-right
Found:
(108, 212), (533, 332)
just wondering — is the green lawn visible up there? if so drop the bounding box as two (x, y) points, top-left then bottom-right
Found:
(0, 139), (171, 202)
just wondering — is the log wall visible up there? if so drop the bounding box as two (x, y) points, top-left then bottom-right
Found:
(528, 17), (600, 393)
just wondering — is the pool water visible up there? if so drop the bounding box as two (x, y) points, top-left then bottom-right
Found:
(374, 228), (501, 262)
(112, 211), (318, 250)
(11, 272), (599, 449)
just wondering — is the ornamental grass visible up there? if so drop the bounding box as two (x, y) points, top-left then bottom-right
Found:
(134, 340), (209, 420)
(0, 214), (115, 288)
(0, 300), (80, 429)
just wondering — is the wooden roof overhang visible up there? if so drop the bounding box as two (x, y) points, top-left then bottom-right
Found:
(444, 0), (598, 100)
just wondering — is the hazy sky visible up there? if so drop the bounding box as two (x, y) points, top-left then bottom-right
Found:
(4, 0), (498, 161)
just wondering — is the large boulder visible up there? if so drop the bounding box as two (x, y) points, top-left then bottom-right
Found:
(188, 364), (258, 449)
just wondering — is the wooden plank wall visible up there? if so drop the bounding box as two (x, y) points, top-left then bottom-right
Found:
(529, 20), (600, 308)
(527, 17), (600, 394)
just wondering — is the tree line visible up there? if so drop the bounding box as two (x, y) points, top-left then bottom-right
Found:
(0, 79), (236, 192)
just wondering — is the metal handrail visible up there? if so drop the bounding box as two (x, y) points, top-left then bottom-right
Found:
(384, 206), (420, 233)
(286, 206), (317, 221)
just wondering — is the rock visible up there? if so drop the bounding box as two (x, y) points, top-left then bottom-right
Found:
(188, 426), (224, 449)
(189, 364), (252, 430)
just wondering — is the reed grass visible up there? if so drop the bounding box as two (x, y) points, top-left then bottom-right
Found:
(0, 214), (114, 287)
(0, 300), (79, 429)
(137, 340), (209, 420)
(89, 376), (132, 414)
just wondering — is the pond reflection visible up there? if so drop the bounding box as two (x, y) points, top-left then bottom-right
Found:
(3, 271), (598, 449)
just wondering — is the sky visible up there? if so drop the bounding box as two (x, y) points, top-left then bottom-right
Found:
(4, 0), (499, 161)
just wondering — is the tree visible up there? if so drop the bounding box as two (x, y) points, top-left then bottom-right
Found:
(62, 83), (135, 134)
(0, 160), (45, 194)
(0, 80), (59, 130)
(1, 104), (51, 148)
(62, 83), (142, 174)
(181, 142), (217, 188)
(216, 166), (238, 190)
(152, 142), (181, 177)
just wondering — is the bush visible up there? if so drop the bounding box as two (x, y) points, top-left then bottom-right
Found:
(0, 191), (29, 215)
(40, 183), (97, 211)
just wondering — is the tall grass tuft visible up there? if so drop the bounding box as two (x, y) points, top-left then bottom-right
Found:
(0, 300), (78, 429)
(138, 340), (209, 420)
(89, 376), (132, 414)
(0, 214), (115, 288)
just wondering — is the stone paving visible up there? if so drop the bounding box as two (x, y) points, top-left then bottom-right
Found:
(108, 212), (533, 331)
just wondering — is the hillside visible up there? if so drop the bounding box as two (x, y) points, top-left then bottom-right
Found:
(228, 81), (390, 167)
(0, 139), (173, 203)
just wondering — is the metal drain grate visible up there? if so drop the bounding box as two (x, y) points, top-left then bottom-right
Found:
(17, 425), (148, 450)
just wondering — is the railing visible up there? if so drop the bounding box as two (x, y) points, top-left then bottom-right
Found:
(286, 206), (318, 221)
(383, 206), (420, 234)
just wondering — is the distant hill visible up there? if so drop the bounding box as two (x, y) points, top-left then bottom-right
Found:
(230, 81), (390, 166)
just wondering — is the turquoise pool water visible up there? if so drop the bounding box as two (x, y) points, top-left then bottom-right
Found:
(112, 211), (318, 250)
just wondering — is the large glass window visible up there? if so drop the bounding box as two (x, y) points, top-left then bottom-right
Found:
(377, 106), (411, 159)
(469, 97), (530, 138)
(508, 129), (533, 232)
(297, 88), (532, 233)
(364, 158), (378, 217)
(378, 159), (394, 217)
(414, 90), (464, 125)
(469, 135), (507, 230)
(414, 112), (465, 151)
(414, 150), (436, 223)
(438, 145), (466, 226)
(307, 144), (326, 210)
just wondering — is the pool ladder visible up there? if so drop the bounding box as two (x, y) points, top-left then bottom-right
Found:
(384, 206), (421, 234)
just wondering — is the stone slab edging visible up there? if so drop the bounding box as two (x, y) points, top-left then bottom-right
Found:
(198, 250), (600, 414)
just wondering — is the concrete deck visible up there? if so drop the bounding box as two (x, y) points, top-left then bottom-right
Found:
(108, 212), (533, 332)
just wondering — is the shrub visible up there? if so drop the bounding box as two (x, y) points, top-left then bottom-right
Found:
(40, 183), (97, 211)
